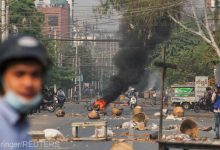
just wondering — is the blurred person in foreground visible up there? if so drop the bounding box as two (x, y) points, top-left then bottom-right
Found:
(0, 35), (50, 149)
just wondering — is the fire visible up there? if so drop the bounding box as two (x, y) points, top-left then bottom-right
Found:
(94, 99), (107, 111)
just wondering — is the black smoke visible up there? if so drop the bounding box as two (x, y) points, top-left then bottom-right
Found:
(102, 16), (172, 104)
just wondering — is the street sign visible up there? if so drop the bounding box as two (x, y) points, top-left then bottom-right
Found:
(195, 76), (208, 101)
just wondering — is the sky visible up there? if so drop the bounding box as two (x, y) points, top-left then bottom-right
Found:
(73, 0), (119, 32)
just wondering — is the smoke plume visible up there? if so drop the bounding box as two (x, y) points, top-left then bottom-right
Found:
(102, 17), (171, 104)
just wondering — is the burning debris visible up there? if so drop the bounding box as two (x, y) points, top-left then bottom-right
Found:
(100, 17), (171, 105)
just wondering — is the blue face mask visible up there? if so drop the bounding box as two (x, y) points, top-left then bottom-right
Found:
(4, 91), (42, 113)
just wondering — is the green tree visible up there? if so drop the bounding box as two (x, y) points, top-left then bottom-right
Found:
(9, 0), (44, 38)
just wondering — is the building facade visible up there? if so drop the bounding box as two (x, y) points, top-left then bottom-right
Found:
(35, 0), (70, 39)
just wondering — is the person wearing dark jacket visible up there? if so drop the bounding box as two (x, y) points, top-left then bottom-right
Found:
(0, 35), (50, 149)
(212, 84), (220, 139)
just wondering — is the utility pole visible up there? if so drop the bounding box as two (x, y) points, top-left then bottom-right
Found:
(5, 0), (9, 38)
(154, 48), (177, 141)
(54, 28), (57, 93)
(78, 57), (82, 102)
(159, 48), (165, 140)
(1, 0), (6, 41)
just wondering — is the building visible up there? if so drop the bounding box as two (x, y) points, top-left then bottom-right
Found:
(35, 0), (70, 39)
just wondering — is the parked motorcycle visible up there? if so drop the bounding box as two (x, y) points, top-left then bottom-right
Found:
(45, 95), (59, 112)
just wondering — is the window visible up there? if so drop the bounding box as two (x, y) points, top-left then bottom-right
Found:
(48, 16), (58, 26)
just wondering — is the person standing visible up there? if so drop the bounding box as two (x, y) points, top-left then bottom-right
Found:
(212, 84), (220, 139)
(0, 35), (50, 149)
(204, 87), (212, 112)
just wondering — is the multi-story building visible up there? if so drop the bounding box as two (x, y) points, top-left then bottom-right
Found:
(35, 0), (70, 39)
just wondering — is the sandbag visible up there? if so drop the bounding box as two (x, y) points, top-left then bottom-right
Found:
(88, 110), (100, 119)
(173, 106), (184, 117)
(180, 119), (198, 138)
(56, 109), (65, 117)
(44, 129), (65, 140)
(112, 108), (123, 116)
(133, 106), (143, 115)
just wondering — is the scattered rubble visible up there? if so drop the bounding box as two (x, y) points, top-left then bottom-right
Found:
(91, 126), (114, 138)
(153, 109), (168, 117)
(133, 106), (143, 115)
(110, 142), (134, 150)
(199, 126), (212, 132)
(164, 125), (178, 131)
(44, 129), (66, 141)
(173, 106), (184, 117)
(121, 121), (136, 129)
(56, 109), (65, 117)
(88, 110), (100, 119)
(164, 134), (191, 141)
(112, 107), (123, 116)
(165, 114), (182, 121)
(150, 123), (158, 130)
(66, 113), (85, 118)
(180, 119), (198, 139)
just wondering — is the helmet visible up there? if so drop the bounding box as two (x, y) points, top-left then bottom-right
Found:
(0, 35), (50, 74)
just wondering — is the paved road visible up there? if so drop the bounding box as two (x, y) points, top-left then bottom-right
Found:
(29, 100), (216, 150)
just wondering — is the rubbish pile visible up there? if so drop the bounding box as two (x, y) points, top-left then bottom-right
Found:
(56, 110), (65, 117)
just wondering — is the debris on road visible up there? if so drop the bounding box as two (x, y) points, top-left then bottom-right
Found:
(164, 134), (191, 141)
(91, 127), (114, 138)
(88, 110), (100, 119)
(112, 107), (123, 116)
(133, 106), (143, 115)
(44, 129), (66, 141)
(66, 113), (85, 118)
(121, 121), (136, 129)
(164, 125), (178, 131)
(173, 106), (184, 117)
(56, 109), (65, 117)
(150, 123), (158, 130)
(165, 114), (183, 121)
(110, 142), (134, 150)
(180, 119), (198, 139)
(154, 109), (168, 117)
(199, 126), (212, 132)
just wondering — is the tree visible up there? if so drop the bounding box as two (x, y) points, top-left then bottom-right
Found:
(168, 0), (220, 58)
(9, 0), (44, 38)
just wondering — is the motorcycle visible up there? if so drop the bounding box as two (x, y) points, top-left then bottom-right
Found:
(194, 97), (209, 113)
(46, 95), (59, 112)
(129, 96), (137, 109)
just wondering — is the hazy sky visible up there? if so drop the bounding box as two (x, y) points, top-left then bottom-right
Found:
(74, 0), (119, 31)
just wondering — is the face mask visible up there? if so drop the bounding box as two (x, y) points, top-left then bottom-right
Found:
(4, 91), (42, 113)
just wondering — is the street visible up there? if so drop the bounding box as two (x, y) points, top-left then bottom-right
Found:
(29, 100), (216, 150)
